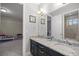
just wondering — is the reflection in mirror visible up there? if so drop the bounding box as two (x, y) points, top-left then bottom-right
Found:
(47, 16), (51, 37)
(37, 15), (47, 38)
(64, 10), (79, 43)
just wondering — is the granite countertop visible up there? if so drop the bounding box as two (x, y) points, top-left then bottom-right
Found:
(30, 36), (79, 56)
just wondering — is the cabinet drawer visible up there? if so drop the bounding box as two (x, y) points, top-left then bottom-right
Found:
(38, 49), (47, 56)
(38, 43), (47, 52)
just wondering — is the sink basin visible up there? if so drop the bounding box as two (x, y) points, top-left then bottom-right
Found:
(54, 44), (77, 56)
(53, 40), (79, 55)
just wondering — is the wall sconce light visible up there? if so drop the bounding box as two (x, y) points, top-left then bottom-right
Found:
(37, 8), (47, 16)
(0, 8), (7, 13)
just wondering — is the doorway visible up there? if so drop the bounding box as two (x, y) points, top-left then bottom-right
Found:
(47, 16), (51, 37)
(0, 3), (23, 56)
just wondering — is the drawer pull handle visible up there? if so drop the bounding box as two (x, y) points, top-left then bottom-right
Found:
(39, 46), (44, 48)
(39, 50), (44, 53)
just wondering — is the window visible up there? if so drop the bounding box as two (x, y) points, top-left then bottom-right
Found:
(66, 19), (78, 26)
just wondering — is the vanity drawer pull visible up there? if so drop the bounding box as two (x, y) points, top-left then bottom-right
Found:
(39, 50), (45, 54)
(39, 45), (44, 48)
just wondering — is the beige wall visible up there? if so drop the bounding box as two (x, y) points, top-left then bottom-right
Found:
(0, 15), (22, 36)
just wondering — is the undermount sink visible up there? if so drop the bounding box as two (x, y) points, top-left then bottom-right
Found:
(43, 39), (76, 55)
(46, 39), (79, 55)
(53, 42), (79, 55)
(54, 44), (77, 55)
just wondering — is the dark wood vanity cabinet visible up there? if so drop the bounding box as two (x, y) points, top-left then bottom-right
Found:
(30, 39), (64, 56)
(37, 43), (48, 56)
(30, 40), (38, 56)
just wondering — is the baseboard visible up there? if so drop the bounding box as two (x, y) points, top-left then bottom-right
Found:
(25, 51), (32, 56)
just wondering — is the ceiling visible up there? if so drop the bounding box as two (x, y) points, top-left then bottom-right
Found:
(0, 3), (23, 20)
(38, 3), (68, 14)
(0, 3), (68, 20)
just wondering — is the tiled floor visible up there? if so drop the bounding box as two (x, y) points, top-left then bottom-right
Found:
(0, 39), (22, 56)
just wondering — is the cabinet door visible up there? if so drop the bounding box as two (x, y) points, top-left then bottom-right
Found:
(38, 44), (47, 56)
(31, 44), (38, 56)
(30, 40), (38, 56)
(38, 49), (47, 56)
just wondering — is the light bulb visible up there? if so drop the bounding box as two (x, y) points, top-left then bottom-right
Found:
(0, 9), (7, 12)
(40, 8), (47, 14)
(37, 11), (41, 14)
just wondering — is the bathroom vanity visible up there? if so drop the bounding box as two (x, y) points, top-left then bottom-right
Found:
(30, 36), (79, 56)
(30, 39), (64, 56)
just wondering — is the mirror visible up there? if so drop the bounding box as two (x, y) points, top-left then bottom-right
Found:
(37, 15), (47, 37)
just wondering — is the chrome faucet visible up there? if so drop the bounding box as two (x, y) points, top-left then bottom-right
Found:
(47, 36), (54, 40)
(64, 39), (72, 45)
